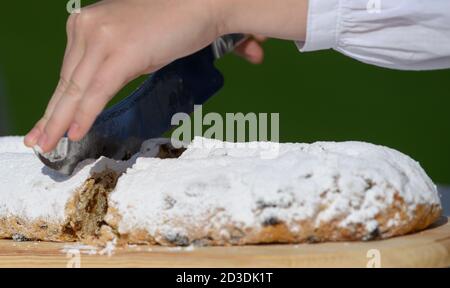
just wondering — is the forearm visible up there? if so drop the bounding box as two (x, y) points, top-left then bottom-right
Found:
(213, 0), (308, 41)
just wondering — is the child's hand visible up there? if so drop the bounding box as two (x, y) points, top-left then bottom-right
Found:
(24, 0), (306, 153)
(24, 0), (219, 152)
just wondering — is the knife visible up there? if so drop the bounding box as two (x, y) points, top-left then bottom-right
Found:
(34, 34), (248, 175)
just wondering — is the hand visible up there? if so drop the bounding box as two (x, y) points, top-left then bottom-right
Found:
(24, 0), (220, 152)
(24, 0), (306, 153)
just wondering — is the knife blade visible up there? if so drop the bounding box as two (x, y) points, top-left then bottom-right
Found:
(34, 34), (248, 175)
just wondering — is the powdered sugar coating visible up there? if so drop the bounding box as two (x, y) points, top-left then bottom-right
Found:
(109, 137), (440, 243)
(0, 137), (33, 154)
(0, 137), (144, 223)
(0, 137), (172, 223)
(0, 136), (441, 244)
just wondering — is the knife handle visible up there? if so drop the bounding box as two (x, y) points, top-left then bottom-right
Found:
(211, 34), (249, 59)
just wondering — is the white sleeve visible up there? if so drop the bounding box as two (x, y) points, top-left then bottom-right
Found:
(297, 0), (450, 70)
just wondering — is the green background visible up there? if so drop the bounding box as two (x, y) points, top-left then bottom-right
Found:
(0, 1), (449, 184)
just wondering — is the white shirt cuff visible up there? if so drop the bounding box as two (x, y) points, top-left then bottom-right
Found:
(296, 0), (340, 52)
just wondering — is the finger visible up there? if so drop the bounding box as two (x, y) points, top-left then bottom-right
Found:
(25, 14), (83, 147)
(24, 118), (47, 148)
(47, 14), (87, 116)
(37, 45), (106, 152)
(253, 34), (267, 43)
(68, 56), (131, 141)
(44, 14), (85, 119)
(24, 78), (69, 147)
(234, 39), (265, 64)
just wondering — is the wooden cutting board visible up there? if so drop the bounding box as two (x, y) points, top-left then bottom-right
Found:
(1, 217), (449, 268)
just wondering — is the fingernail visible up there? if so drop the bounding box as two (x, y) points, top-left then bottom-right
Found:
(33, 145), (43, 155)
(25, 127), (40, 145)
(37, 133), (48, 152)
(68, 122), (80, 139)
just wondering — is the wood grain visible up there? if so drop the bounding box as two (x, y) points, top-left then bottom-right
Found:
(1, 217), (449, 268)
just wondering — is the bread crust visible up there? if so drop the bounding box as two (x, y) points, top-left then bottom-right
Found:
(0, 138), (443, 246)
(103, 194), (441, 246)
